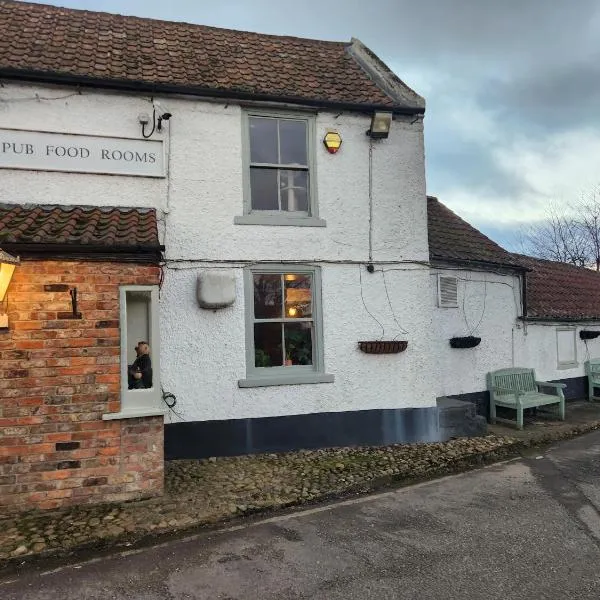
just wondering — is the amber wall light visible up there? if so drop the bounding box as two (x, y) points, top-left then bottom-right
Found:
(0, 249), (19, 330)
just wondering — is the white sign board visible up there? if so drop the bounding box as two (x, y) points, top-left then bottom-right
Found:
(0, 129), (165, 177)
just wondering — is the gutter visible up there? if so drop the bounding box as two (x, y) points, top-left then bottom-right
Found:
(519, 316), (600, 323)
(2, 242), (165, 263)
(0, 69), (425, 116)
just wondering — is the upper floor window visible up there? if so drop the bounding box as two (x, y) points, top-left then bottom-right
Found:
(234, 111), (326, 227)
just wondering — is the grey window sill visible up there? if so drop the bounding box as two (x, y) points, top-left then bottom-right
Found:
(238, 373), (335, 388)
(102, 408), (167, 421)
(557, 363), (578, 370)
(234, 214), (327, 227)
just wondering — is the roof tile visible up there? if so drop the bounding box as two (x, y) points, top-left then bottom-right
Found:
(427, 196), (519, 268)
(0, 203), (160, 250)
(0, 0), (422, 110)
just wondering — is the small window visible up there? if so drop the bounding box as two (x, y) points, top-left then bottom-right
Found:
(235, 111), (325, 227)
(557, 327), (577, 369)
(104, 285), (162, 419)
(438, 275), (458, 308)
(239, 265), (333, 387)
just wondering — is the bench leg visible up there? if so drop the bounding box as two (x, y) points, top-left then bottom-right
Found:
(490, 400), (496, 424)
(516, 406), (524, 430)
(559, 399), (565, 421)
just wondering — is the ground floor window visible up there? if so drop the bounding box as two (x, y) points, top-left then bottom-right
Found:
(110, 285), (162, 416)
(241, 265), (332, 387)
(556, 327), (577, 369)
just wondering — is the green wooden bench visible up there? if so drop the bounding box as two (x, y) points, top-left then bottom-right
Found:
(487, 367), (566, 430)
(585, 359), (600, 401)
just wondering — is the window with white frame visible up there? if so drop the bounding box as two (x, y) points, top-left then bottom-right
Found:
(239, 266), (333, 387)
(235, 111), (325, 227)
(103, 285), (163, 419)
(556, 327), (577, 369)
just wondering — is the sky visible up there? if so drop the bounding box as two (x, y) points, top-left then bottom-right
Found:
(21, 0), (600, 249)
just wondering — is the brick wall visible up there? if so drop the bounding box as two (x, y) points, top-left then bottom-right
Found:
(0, 259), (164, 511)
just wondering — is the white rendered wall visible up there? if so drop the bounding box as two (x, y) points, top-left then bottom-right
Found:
(161, 264), (434, 421)
(433, 269), (522, 397)
(514, 323), (600, 383)
(0, 82), (435, 421)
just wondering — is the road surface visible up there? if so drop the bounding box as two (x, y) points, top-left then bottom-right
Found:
(3, 430), (600, 599)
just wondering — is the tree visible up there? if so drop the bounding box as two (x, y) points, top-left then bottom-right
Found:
(520, 192), (600, 271)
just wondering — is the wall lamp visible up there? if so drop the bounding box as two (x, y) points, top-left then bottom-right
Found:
(367, 112), (393, 139)
(139, 107), (173, 138)
(0, 248), (19, 331)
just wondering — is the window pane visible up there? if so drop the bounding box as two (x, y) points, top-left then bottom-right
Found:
(279, 170), (309, 212)
(249, 117), (278, 164)
(250, 168), (279, 210)
(279, 119), (307, 166)
(255, 322), (283, 367)
(284, 274), (312, 318)
(254, 274), (283, 318)
(284, 322), (313, 366)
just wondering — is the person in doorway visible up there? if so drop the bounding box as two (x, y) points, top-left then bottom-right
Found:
(128, 341), (152, 389)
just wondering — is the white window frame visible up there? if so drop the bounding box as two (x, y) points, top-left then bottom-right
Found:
(556, 326), (578, 369)
(103, 285), (166, 420)
(234, 109), (326, 227)
(238, 264), (333, 387)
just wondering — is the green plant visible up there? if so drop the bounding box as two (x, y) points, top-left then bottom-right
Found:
(285, 328), (312, 365)
(255, 348), (271, 367)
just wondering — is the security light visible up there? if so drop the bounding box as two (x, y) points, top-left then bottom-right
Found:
(367, 112), (393, 139)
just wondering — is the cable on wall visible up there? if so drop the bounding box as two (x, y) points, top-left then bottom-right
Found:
(368, 137), (374, 263)
(358, 264), (385, 339)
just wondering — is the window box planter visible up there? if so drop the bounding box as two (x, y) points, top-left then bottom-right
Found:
(580, 330), (600, 340)
(358, 340), (408, 354)
(449, 336), (481, 349)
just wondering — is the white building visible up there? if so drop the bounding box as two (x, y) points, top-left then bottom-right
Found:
(1, 2), (598, 465)
(428, 196), (600, 422)
(0, 1), (447, 458)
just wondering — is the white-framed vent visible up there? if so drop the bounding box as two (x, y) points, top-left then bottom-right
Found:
(437, 274), (458, 308)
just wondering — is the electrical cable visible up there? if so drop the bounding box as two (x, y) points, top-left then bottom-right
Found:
(381, 269), (409, 336)
(358, 264), (385, 339)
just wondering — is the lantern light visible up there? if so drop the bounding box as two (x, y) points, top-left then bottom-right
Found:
(367, 112), (393, 139)
(0, 248), (19, 330)
(323, 131), (342, 154)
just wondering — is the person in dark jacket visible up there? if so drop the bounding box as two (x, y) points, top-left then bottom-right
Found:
(128, 341), (152, 389)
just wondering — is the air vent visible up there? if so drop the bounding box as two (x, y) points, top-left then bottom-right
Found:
(438, 275), (458, 308)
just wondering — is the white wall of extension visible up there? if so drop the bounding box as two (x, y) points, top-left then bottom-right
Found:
(432, 269), (522, 397)
(0, 82), (436, 422)
(433, 267), (600, 398)
(514, 323), (600, 384)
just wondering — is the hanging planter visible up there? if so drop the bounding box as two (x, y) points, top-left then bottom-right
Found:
(358, 340), (408, 354)
(449, 336), (481, 349)
(580, 330), (600, 340)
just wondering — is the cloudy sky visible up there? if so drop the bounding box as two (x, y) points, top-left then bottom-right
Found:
(24, 0), (600, 248)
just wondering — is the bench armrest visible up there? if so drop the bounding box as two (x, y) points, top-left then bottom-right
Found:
(536, 381), (566, 390)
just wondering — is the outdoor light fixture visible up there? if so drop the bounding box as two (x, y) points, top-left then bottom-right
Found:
(367, 112), (393, 139)
(0, 248), (19, 330)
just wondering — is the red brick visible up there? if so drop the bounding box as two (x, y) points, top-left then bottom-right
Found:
(1, 259), (163, 513)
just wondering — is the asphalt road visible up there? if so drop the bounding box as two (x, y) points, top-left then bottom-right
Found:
(3, 430), (600, 600)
